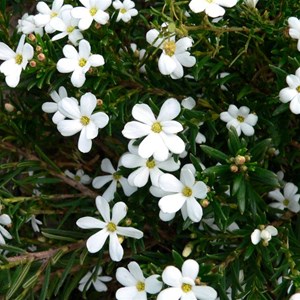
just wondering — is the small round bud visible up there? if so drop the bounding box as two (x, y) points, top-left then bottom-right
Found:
(195, 277), (201, 285)
(37, 53), (46, 61)
(29, 60), (36, 67)
(28, 33), (36, 42)
(262, 240), (269, 247)
(97, 99), (103, 106)
(36, 45), (42, 52)
(230, 164), (239, 173)
(94, 23), (101, 29)
(234, 155), (246, 165)
(118, 235), (124, 244)
(124, 218), (132, 226)
(190, 233), (197, 239)
(244, 155), (251, 162)
(182, 242), (193, 257)
(239, 165), (248, 172)
(4, 103), (15, 112)
(201, 199), (210, 208)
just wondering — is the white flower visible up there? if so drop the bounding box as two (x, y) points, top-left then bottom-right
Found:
(251, 225), (278, 245)
(34, 0), (72, 34)
(279, 67), (300, 114)
(290, 293), (300, 300)
(92, 158), (137, 201)
(146, 28), (196, 79)
(113, 0), (138, 22)
(116, 261), (162, 299)
(158, 164), (208, 223)
(288, 17), (300, 52)
(181, 97), (196, 110)
(157, 259), (218, 300)
(189, 0), (238, 18)
(220, 104), (258, 136)
(51, 9), (83, 45)
(130, 43), (146, 73)
(78, 266), (112, 292)
(76, 196), (143, 261)
(0, 34), (34, 88)
(0, 214), (12, 245)
(57, 39), (105, 88)
(244, 0), (259, 8)
(268, 182), (300, 213)
(26, 215), (43, 233)
(57, 92), (109, 153)
(122, 98), (185, 162)
(42, 86), (71, 124)
(120, 141), (180, 187)
(65, 169), (92, 184)
(17, 13), (43, 36)
(71, 0), (112, 31)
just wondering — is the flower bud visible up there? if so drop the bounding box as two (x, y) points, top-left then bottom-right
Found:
(36, 45), (42, 52)
(239, 165), (248, 172)
(28, 33), (36, 42)
(201, 199), (210, 207)
(29, 60), (36, 67)
(97, 99), (103, 106)
(124, 218), (132, 226)
(230, 164), (239, 173)
(37, 53), (46, 61)
(234, 155), (246, 165)
(182, 242), (193, 257)
(4, 103), (15, 112)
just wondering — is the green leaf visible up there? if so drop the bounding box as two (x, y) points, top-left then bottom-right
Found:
(250, 138), (272, 162)
(39, 264), (51, 300)
(236, 177), (246, 214)
(249, 167), (280, 189)
(228, 127), (242, 155)
(189, 153), (205, 173)
(6, 261), (32, 299)
(232, 174), (244, 196)
(172, 250), (184, 268)
(200, 145), (229, 162)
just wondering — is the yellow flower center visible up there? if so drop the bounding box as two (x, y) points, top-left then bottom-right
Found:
(237, 115), (245, 123)
(151, 122), (162, 133)
(80, 116), (90, 126)
(113, 172), (122, 180)
(283, 199), (289, 206)
(146, 159), (156, 169)
(51, 11), (58, 18)
(15, 54), (23, 65)
(206, 0), (213, 3)
(67, 26), (75, 33)
(136, 281), (145, 292)
(163, 40), (176, 57)
(297, 85), (300, 93)
(90, 7), (97, 16)
(182, 186), (193, 197)
(181, 283), (192, 293)
(120, 8), (127, 14)
(107, 222), (117, 232)
(79, 58), (87, 67)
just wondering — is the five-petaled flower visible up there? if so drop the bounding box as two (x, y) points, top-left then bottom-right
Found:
(220, 104), (258, 136)
(157, 259), (218, 300)
(57, 92), (109, 153)
(0, 34), (34, 88)
(76, 196), (143, 261)
(288, 17), (300, 52)
(122, 98), (186, 162)
(57, 39), (105, 87)
(92, 158), (137, 201)
(279, 67), (300, 114)
(71, 0), (112, 31)
(115, 261), (162, 299)
(189, 0), (238, 18)
(146, 26), (196, 79)
(113, 0), (138, 23)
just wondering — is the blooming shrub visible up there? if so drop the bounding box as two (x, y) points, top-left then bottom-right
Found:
(1, 0), (300, 299)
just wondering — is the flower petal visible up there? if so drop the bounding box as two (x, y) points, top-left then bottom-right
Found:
(78, 128), (92, 153)
(132, 103), (156, 125)
(182, 259), (199, 280)
(116, 266), (137, 286)
(128, 261), (144, 281)
(109, 232), (124, 261)
(159, 193), (186, 213)
(57, 119), (82, 136)
(76, 216), (106, 229)
(86, 229), (109, 253)
(122, 121), (151, 139)
(96, 196), (110, 223)
(116, 226), (143, 239)
(192, 286), (218, 300)
(145, 275), (163, 294)
(162, 266), (182, 287)
(251, 229), (261, 245)
(111, 201), (127, 224)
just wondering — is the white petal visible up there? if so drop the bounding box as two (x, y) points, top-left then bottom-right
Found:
(159, 193), (186, 213)
(111, 202), (127, 224)
(158, 53), (177, 75)
(92, 175), (113, 189)
(182, 259), (199, 280)
(102, 180), (117, 201)
(266, 225), (278, 236)
(0, 214), (11, 226)
(90, 112), (109, 128)
(79, 39), (91, 58)
(290, 96), (300, 114)
(129, 167), (149, 187)
(78, 129), (92, 153)
(251, 229), (261, 245)
(42, 102), (58, 113)
(80, 92), (96, 116)
(101, 158), (116, 174)
(160, 132), (186, 155)
(0, 42), (15, 60)
(86, 229), (109, 253)
(240, 123), (255, 136)
(76, 216), (106, 229)
(116, 286), (138, 300)
(121, 153), (145, 168)
(116, 266), (137, 286)
(161, 121), (183, 134)
(94, 10), (110, 25)
(57, 119), (82, 136)
(146, 29), (163, 47)
(145, 275), (163, 294)
(109, 232), (124, 261)
(159, 210), (176, 221)
(96, 196), (111, 223)
(119, 177), (138, 195)
(85, 122), (98, 139)
(284, 182), (298, 199)
(186, 197), (203, 222)
(205, 3), (225, 18)
(5, 73), (21, 88)
(132, 103), (156, 125)
(58, 97), (81, 119)
(116, 226), (143, 239)
(71, 69), (86, 88)
(193, 181), (208, 199)
(181, 168), (195, 187)
(159, 173), (183, 193)
(162, 266), (182, 287)
(192, 286), (218, 300)
(122, 121), (151, 139)
(128, 261), (144, 281)
(89, 54), (105, 67)
(157, 287), (182, 300)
